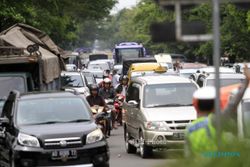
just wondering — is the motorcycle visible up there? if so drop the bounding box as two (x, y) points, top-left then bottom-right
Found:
(91, 105), (109, 138)
(104, 99), (114, 136)
(114, 94), (125, 126)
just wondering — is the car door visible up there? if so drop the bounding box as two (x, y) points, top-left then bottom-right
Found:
(126, 83), (141, 138)
(130, 84), (141, 139)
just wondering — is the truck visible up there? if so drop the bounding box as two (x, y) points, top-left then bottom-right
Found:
(113, 42), (146, 64)
(0, 23), (64, 99)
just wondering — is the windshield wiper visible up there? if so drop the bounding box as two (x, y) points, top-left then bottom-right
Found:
(34, 121), (65, 125)
(147, 104), (193, 108)
(66, 119), (91, 123)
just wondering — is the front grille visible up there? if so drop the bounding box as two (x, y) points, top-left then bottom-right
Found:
(166, 120), (193, 131)
(43, 137), (83, 149)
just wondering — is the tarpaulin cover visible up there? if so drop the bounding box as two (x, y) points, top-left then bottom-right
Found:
(0, 23), (65, 83)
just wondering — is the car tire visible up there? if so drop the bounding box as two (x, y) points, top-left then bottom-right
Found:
(139, 131), (152, 159)
(124, 128), (136, 154)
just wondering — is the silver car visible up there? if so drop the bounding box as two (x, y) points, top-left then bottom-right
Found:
(123, 75), (198, 158)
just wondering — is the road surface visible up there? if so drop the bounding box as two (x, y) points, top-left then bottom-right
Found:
(108, 126), (182, 167)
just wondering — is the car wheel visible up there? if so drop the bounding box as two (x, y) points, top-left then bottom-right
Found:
(124, 128), (136, 154)
(139, 131), (152, 158)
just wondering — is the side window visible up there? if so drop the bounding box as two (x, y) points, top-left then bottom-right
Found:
(131, 87), (139, 102)
(126, 83), (140, 102)
(126, 83), (133, 102)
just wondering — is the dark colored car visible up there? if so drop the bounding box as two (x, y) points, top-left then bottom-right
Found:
(0, 91), (109, 167)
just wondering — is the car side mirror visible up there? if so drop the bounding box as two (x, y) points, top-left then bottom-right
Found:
(0, 117), (9, 126)
(128, 100), (139, 108)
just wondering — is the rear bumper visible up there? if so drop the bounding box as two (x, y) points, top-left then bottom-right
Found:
(12, 140), (109, 167)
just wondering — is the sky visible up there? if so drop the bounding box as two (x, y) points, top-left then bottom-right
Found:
(111, 0), (139, 14)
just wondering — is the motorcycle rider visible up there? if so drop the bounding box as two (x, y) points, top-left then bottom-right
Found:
(99, 78), (115, 99)
(116, 75), (129, 96)
(99, 78), (117, 130)
(86, 84), (105, 107)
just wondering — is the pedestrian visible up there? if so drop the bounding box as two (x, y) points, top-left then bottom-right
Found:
(112, 69), (120, 88)
(185, 64), (250, 157)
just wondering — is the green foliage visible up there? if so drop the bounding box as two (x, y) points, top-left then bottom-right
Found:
(0, 0), (116, 49)
(102, 1), (250, 62)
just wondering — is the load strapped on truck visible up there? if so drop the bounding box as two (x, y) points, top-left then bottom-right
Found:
(0, 23), (65, 91)
(113, 42), (146, 64)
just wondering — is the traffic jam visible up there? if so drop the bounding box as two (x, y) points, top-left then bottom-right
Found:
(0, 0), (250, 167)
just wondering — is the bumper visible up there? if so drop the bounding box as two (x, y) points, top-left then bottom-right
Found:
(12, 140), (109, 167)
(143, 130), (185, 148)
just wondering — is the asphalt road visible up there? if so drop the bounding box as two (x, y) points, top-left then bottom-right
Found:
(108, 126), (182, 167)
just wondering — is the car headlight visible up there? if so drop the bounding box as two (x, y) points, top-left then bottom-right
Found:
(18, 133), (40, 148)
(86, 128), (104, 144)
(144, 121), (168, 131)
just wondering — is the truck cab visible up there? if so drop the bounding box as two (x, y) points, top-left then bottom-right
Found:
(113, 42), (146, 64)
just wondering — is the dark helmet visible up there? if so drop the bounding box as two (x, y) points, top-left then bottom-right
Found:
(89, 84), (99, 92)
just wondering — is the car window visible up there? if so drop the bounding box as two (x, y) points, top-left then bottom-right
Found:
(126, 83), (140, 102)
(143, 83), (197, 108)
(16, 98), (91, 126)
(0, 77), (26, 97)
(61, 74), (85, 87)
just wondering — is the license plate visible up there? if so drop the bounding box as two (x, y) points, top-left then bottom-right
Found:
(51, 150), (77, 160)
(173, 133), (184, 140)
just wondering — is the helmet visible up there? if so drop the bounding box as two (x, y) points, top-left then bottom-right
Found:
(193, 87), (216, 113)
(89, 84), (99, 92)
(122, 75), (128, 81)
(103, 78), (111, 84)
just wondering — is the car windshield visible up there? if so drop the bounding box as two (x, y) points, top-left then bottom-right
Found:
(117, 48), (142, 63)
(61, 74), (84, 87)
(17, 98), (91, 126)
(0, 77), (26, 97)
(144, 83), (197, 108)
(88, 63), (109, 71)
(241, 101), (250, 139)
(206, 78), (244, 87)
(82, 73), (96, 85)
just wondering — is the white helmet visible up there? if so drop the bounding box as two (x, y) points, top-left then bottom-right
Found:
(103, 78), (111, 84)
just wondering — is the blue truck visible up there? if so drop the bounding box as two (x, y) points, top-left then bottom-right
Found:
(113, 42), (146, 64)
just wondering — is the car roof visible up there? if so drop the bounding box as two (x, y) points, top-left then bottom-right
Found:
(206, 73), (245, 79)
(133, 75), (193, 85)
(199, 66), (235, 73)
(130, 63), (161, 71)
(19, 91), (79, 100)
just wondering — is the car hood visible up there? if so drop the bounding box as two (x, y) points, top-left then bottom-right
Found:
(18, 121), (97, 140)
(143, 106), (197, 122)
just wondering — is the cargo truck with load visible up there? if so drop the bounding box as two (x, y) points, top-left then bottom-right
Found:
(0, 24), (65, 99)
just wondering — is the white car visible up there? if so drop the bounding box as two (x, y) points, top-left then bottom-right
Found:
(123, 75), (198, 158)
(196, 73), (245, 88)
(65, 64), (77, 71)
(61, 71), (89, 97)
(87, 60), (111, 71)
